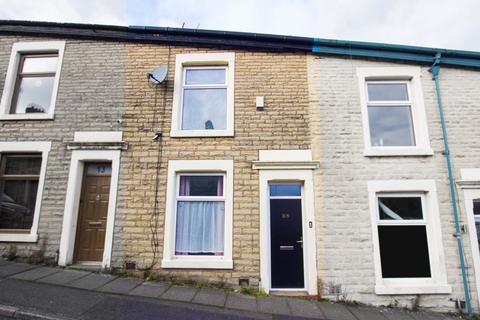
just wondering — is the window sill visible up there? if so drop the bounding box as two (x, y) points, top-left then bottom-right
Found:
(0, 114), (54, 121)
(170, 129), (234, 138)
(0, 233), (38, 242)
(364, 147), (434, 157)
(161, 258), (233, 269)
(375, 284), (451, 295)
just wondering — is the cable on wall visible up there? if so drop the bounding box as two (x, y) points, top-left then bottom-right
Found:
(139, 46), (171, 272)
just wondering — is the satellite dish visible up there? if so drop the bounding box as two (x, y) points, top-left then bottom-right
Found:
(147, 65), (168, 84)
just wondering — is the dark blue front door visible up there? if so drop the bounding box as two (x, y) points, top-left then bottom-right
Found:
(270, 183), (304, 289)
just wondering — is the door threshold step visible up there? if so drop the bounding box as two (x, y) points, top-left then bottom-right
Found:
(67, 263), (102, 272)
(270, 291), (309, 297)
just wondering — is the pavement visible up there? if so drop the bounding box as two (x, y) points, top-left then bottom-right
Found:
(0, 260), (467, 320)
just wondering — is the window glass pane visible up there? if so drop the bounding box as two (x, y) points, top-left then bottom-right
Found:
(175, 201), (225, 255)
(378, 197), (423, 220)
(0, 180), (38, 229)
(367, 83), (408, 101)
(182, 88), (227, 130)
(269, 184), (301, 197)
(368, 106), (415, 147)
(4, 156), (41, 175)
(473, 200), (480, 251)
(13, 76), (55, 114)
(22, 56), (58, 73)
(86, 163), (112, 176)
(185, 69), (226, 85)
(179, 176), (223, 196)
(378, 225), (431, 278)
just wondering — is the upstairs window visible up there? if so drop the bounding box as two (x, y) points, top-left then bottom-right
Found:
(171, 53), (235, 137)
(181, 67), (227, 131)
(357, 67), (432, 156)
(0, 41), (65, 120)
(366, 81), (415, 147)
(11, 54), (59, 114)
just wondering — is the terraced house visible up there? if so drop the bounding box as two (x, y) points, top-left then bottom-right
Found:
(1, 20), (480, 315)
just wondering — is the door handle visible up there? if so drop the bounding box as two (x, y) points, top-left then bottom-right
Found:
(88, 221), (102, 226)
(296, 240), (303, 244)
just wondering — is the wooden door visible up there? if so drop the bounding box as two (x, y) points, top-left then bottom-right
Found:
(73, 163), (111, 263)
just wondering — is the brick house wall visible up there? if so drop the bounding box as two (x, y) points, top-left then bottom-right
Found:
(0, 35), (125, 261)
(307, 54), (480, 311)
(118, 44), (310, 286)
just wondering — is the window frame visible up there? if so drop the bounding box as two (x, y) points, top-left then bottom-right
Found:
(162, 160), (233, 269)
(368, 180), (451, 294)
(357, 67), (433, 156)
(0, 41), (65, 120)
(174, 173), (226, 256)
(0, 141), (51, 242)
(171, 52), (235, 137)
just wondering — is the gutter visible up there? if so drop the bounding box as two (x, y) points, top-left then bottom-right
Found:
(1, 20), (480, 69)
(429, 53), (473, 316)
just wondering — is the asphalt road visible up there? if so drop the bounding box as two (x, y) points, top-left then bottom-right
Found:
(0, 278), (309, 320)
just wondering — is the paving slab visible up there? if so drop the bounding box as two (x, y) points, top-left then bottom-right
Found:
(318, 302), (357, 320)
(410, 312), (457, 320)
(161, 285), (199, 302)
(67, 273), (117, 290)
(257, 296), (291, 315)
(225, 293), (258, 312)
(128, 282), (170, 298)
(10, 266), (61, 281)
(0, 260), (12, 266)
(0, 263), (36, 277)
(381, 308), (415, 320)
(348, 306), (387, 320)
(287, 298), (325, 319)
(97, 277), (142, 294)
(37, 269), (90, 285)
(192, 288), (227, 307)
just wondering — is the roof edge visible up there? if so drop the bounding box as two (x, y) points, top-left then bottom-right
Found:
(1, 20), (480, 69)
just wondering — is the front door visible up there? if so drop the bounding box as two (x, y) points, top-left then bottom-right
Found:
(269, 183), (304, 289)
(73, 162), (111, 263)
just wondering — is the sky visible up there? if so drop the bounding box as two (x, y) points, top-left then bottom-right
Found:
(0, 0), (479, 51)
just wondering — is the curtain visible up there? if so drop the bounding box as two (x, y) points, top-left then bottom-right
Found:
(175, 201), (225, 255)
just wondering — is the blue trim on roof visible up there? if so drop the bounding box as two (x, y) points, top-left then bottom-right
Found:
(312, 37), (480, 69)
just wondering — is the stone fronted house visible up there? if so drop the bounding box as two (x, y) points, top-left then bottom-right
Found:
(1, 20), (480, 314)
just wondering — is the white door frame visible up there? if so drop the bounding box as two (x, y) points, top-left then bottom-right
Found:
(258, 169), (318, 295)
(58, 149), (120, 269)
(458, 168), (480, 310)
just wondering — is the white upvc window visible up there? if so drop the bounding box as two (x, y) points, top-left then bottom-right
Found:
(0, 41), (65, 120)
(171, 52), (235, 137)
(162, 160), (233, 269)
(368, 180), (451, 295)
(0, 141), (51, 242)
(357, 67), (433, 156)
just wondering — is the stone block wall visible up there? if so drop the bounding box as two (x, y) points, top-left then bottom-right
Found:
(307, 54), (480, 312)
(0, 35), (125, 261)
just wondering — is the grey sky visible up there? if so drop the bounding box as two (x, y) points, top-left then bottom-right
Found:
(0, 0), (479, 51)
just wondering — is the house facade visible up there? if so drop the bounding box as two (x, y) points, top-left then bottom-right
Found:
(1, 21), (480, 313)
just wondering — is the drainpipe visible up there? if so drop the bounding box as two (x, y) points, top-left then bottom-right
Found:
(430, 53), (473, 316)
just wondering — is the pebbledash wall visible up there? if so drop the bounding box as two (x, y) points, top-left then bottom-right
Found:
(120, 43), (310, 286)
(307, 55), (480, 311)
(0, 35), (125, 261)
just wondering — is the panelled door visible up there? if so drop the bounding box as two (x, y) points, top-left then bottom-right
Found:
(269, 183), (305, 289)
(73, 162), (112, 263)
